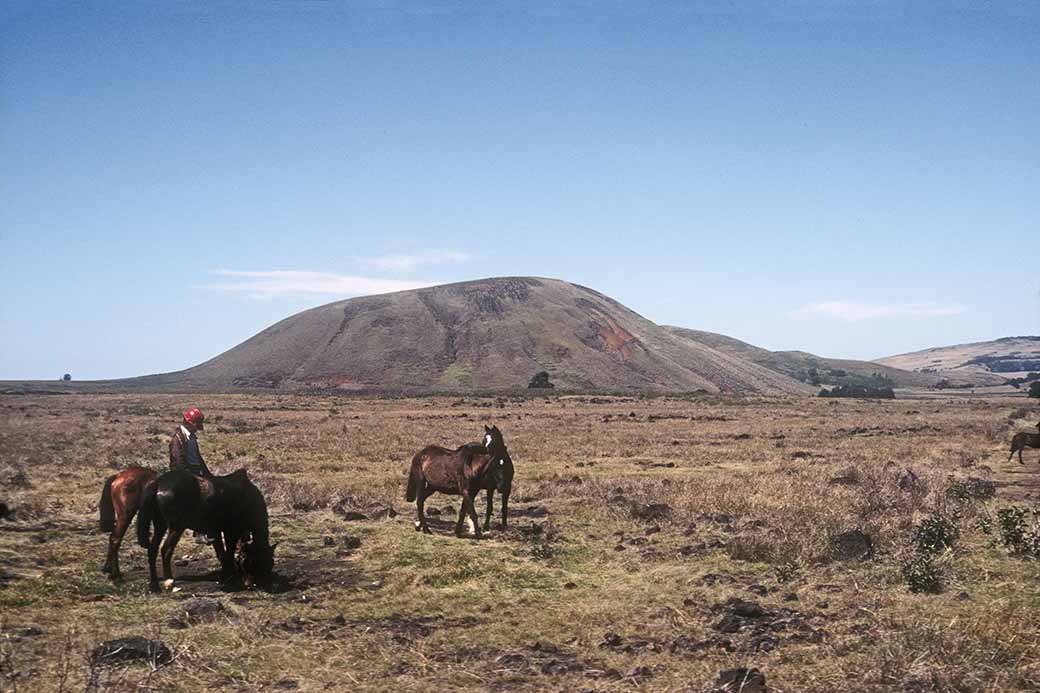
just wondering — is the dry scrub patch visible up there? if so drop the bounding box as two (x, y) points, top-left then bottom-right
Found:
(0, 393), (1038, 691)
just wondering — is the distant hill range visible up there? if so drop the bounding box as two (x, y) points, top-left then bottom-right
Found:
(876, 337), (1040, 384)
(28, 277), (1018, 396)
(662, 328), (1003, 389)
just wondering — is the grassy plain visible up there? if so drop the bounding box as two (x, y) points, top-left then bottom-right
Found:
(1, 392), (1039, 691)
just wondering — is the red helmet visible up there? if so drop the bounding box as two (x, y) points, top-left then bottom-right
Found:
(183, 408), (205, 430)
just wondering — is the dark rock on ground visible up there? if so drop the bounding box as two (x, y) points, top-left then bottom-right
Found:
(272, 679), (299, 690)
(632, 503), (672, 520)
(830, 529), (873, 560)
(91, 636), (172, 666)
(715, 667), (766, 693)
(0, 500), (10, 519)
(323, 536), (335, 546)
(342, 535), (362, 550)
(181, 597), (224, 620)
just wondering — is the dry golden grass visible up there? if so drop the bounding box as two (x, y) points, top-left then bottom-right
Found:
(1, 392), (1039, 691)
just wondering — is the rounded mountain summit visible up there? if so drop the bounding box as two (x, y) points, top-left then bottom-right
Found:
(138, 277), (812, 395)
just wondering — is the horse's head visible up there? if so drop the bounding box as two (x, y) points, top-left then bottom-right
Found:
(241, 540), (277, 583)
(484, 425), (514, 494)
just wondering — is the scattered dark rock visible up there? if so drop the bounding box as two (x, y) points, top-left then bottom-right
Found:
(715, 613), (744, 633)
(715, 667), (766, 693)
(369, 506), (398, 521)
(584, 668), (622, 680)
(272, 679), (298, 690)
(334, 510), (369, 521)
(0, 500), (9, 520)
(829, 472), (859, 485)
(645, 524), (661, 535)
(563, 582), (578, 590)
(790, 451), (812, 459)
(733, 433), (752, 440)
(179, 597), (224, 621)
(830, 529), (873, 560)
(957, 591), (972, 601)
(91, 636), (172, 666)
(515, 505), (550, 518)
(727, 598), (767, 618)
(750, 634), (779, 652)
(746, 583), (768, 596)
(632, 503), (671, 521)
(342, 535), (362, 551)
(600, 632), (623, 648)
(323, 536), (335, 546)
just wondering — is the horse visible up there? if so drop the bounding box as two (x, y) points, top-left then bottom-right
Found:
(98, 466), (158, 582)
(136, 468), (275, 592)
(1008, 423), (1040, 464)
(406, 425), (513, 538)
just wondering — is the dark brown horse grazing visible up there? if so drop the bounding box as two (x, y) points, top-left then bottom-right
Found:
(137, 468), (275, 592)
(99, 466), (158, 582)
(406, 425), (513, 538)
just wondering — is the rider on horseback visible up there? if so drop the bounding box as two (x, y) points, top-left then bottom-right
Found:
(170, 408), (219, 544)
(170, 408), (213, 477)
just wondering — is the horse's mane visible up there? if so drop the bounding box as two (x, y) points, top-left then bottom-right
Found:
(216, 468), (249, 481)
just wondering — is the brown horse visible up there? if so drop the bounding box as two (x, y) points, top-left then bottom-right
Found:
(406, 425), (513, 538)
(99, 466), (158, 582)
(1009, 422), (1040, 464)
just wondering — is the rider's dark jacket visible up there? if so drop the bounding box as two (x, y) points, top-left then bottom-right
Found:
(169, 425), (213, 477)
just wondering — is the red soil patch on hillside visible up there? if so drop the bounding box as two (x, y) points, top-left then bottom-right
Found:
(597, 317), (639, 361)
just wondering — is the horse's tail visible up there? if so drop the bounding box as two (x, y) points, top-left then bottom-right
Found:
(136, 482), (158, 548)
(99, 474), (117, 533)
(405, 455), (424, 502)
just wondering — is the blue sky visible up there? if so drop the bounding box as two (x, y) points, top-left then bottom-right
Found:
(2, 1), (1037, 380)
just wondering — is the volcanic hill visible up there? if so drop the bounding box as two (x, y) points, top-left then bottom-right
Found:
(131, 277), (814, 395)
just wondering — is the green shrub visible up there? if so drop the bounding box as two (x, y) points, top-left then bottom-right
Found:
(901, 554), (943, 594)
(996, 506), (1040, 557)
(911, 513), (959, 556)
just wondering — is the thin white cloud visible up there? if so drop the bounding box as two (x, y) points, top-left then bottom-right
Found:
(199, 270), (433, 299)
(790, 301), (966, 322)
(355, 250), (471, 272)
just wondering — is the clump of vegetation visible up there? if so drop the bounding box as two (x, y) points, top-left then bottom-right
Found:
(900, 512), (959, 594)
(901, 553), (944, 594)
(911, 513), (959, 556)
(1028, 382), (1040, 399)
(528, 371), (555, 389)
(945, 477), (996, 502)
(818, 385), (895, 399)
(995, 506), (1040, 557)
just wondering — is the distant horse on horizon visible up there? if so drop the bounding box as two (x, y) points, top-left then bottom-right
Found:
(99, 466), (158, 582)
(406, 425), (514, 538)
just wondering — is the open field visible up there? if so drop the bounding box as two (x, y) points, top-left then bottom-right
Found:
(2, 392), (1040, 692)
